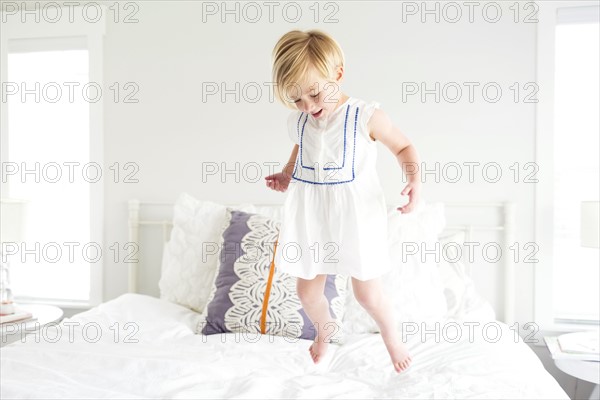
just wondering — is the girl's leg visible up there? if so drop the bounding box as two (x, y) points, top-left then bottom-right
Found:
(351, 277), (412, 372)
(296, 274), (335, 363)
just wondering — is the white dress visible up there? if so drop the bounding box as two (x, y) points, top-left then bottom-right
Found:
(273, 97), (393, 281)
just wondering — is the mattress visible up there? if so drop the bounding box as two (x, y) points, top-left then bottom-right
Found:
(0, 294), (569, 399)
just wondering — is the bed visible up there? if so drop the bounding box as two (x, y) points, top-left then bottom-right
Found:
(0, 193), (569, 399)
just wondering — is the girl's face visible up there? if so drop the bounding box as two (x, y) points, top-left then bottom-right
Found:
(289, 67), (345, 119)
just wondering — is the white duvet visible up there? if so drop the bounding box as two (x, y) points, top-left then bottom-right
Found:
(1, 294), (568, 399)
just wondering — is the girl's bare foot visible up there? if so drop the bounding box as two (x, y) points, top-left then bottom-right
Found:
(308, 338), (329, 364)
(386, 340), (412, 373)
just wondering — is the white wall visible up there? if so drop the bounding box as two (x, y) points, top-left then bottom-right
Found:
(102, 1), (537, 323)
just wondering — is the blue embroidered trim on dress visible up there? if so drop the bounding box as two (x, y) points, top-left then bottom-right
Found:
(352, 107), (359, 180)
(297, 113), (313, 170)
(291, 106), (361, 185)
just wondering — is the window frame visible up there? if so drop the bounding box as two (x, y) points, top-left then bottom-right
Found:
(0, 5), (106, 308)
(534, 0), (600, 331)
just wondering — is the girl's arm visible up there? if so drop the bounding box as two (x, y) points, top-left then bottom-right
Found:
(282, 144), (299, 178)
(265, 145), (298, 192)
(368, 110), (422, 213)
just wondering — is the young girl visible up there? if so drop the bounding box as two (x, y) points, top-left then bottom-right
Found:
(265, 29), (421, 373)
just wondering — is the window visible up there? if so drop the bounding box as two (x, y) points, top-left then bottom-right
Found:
(535, 2), (600, 329)
(552, 18), (600, 322)
(1, 6), (105, 307)
(6, 43), (92, 302)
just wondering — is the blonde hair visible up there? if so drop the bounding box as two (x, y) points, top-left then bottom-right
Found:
(272, 29), (345, 108)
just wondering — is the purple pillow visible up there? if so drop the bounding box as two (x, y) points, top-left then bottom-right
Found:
(199, 209), (347, 341)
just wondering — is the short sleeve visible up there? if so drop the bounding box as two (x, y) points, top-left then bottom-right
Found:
(359, 101), (381, 143)
(286, 111), (301, 144)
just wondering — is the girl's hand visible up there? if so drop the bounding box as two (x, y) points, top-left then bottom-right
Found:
(265, 172), (292, 192)
(397, 181), (421, 213)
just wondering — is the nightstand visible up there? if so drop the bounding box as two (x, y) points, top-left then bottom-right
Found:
(1, 304), (64, 347)
(545, 333), (600, 400)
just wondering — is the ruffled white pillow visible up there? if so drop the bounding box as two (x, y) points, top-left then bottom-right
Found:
(159, 193), (255, 312)
(438, 231), (496, 321)
(342, 202), (448, 334)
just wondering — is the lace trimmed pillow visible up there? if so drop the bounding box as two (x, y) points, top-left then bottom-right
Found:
(198, 208), (347, 342)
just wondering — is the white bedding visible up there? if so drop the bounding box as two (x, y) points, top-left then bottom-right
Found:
(1, 294), (568, 399)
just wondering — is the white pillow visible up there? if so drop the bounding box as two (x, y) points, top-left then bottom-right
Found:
(438, 231), (496, 321)
(438, 231), (469, 317)
(159, 193), (255, 312)
(248, 205), (283, 222)
(343, 202), (448, 334)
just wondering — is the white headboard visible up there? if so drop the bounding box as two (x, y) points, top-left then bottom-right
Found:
(127, 200), (516, 323)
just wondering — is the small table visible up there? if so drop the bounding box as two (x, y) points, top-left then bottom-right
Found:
(1, 304), (64, 347)
(545, 333), (600, 400)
